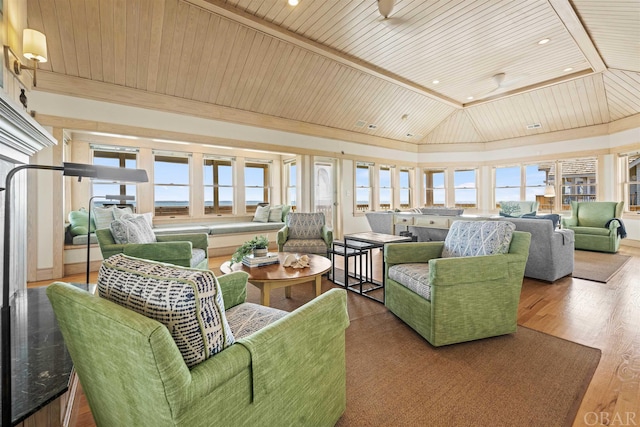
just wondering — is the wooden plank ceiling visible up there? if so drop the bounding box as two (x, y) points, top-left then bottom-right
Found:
(26, 0), (640, 147)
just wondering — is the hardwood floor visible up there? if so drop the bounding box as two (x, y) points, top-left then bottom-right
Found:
(30, 246), (640, 427)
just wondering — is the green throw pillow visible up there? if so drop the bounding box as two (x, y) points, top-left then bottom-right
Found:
(68, 208), (95, 236)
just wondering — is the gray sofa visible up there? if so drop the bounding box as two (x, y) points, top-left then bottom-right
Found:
(495, 217), (574, 282)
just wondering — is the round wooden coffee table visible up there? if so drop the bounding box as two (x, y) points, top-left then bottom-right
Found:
(219, 252), (332, 306)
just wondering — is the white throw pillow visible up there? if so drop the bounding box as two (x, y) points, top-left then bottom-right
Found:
(92, 205), (115, 230)
(253, 205), (270, 223)
(268, 206), (283, 222)
(110, 214), (157, 244)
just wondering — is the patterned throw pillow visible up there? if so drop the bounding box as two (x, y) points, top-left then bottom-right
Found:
(109, 214), (157, 244)
(92, 205), (115, 229)
(98, 254), (235, 368)
(287, 213), (324, 239)
(442, 221), (515, 258)
(253, 205), (270, 223)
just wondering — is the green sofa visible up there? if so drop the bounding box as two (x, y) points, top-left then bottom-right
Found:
(561, 201), (624, 253)
(384, 221), (531, 347)
(47, 273), (349, 426)
(95, 228), (209, 269)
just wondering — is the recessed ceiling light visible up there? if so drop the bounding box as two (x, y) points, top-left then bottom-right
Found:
(432, 80), (440, 84)
(538, 38), (550, 45)
(564, 67), (573, 72)
(467, 96), (474, 100)
(406, 133), (414, 138)
(288, 0), (299, 6)
(401, 114), (409, 121)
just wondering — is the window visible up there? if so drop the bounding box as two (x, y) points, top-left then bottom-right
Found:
(454, 169), (476, 208)
(245, 161), (270, 213)
(495, 166), (521, 208)
(560, 158), (596, 210)
(525, 163), (554, 211)
(285, 160), (297, 212)
(154, 154), (190, 216)
(92, 148), (138, 207)
(204, 158), (233, 214)
(424, 169), (445, 207)
(355, 162), (373, 212)
(399, 168), (411, 209)
(622, 152), (640, 212)
(379, 166), (393, 210)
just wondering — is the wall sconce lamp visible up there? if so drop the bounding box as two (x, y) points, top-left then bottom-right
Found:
(3, 29), (48, 87)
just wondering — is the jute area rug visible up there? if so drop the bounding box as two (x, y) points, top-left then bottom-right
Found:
(573, 250), (631, 283)
(335, 311), (601, 427)
(243, 281), (601, 427)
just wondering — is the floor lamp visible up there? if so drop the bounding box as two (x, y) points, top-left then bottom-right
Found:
(544, 185), (556, 213)
(1, 162), (148, 426)
(86, 194), (135, 284)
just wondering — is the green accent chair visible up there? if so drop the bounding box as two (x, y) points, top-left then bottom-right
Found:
(384, 221), (531, 347)
(46, 274), (349, 427)
(95, 228), (209, 269)
(277, 212), (333, 257)
(561, 201), (624, 253)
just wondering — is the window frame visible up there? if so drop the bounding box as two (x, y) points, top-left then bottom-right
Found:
(204, 157), (234, 215)
(244, 161), (270, 213)
(454, 168), (477, 208)
(399, 168), (412, 209)
(621, 152), (640, 212)
(355, 162), (373, 212)
(423, 168), (446, 207)
(153, 153), (191, 217)
(379, 165), (393, 211)
(284, 159), (297, 212)
(494, 165), (521, 208)
(91, 147), (138, 208)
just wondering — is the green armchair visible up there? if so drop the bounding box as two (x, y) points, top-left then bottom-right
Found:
(95, 228), (209, 269)
(277, 212), (333, 257)
(561, 201), (624, 253)
(384, 221), (531, 347)
(47, 273), (349, 426)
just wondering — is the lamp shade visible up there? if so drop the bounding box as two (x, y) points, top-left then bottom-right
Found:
(544, 186), (556, 197)
(62, 162), (148, 183)
(23, 29), (47, 63)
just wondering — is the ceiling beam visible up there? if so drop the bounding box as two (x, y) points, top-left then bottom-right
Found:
(189, 0), (462, 109)
(547, 0), (607, 73)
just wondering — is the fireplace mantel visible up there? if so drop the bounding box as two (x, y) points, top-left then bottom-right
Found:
(0, 89), (56, 162)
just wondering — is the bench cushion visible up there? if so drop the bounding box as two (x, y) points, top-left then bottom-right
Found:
(208, 222), (284, 235)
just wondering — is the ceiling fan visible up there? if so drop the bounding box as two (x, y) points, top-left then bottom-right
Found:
(481, 72), (526, 98)
(377, 0), (395, 19)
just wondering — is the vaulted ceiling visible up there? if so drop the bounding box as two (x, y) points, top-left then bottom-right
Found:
(27, 0), (640, 148)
